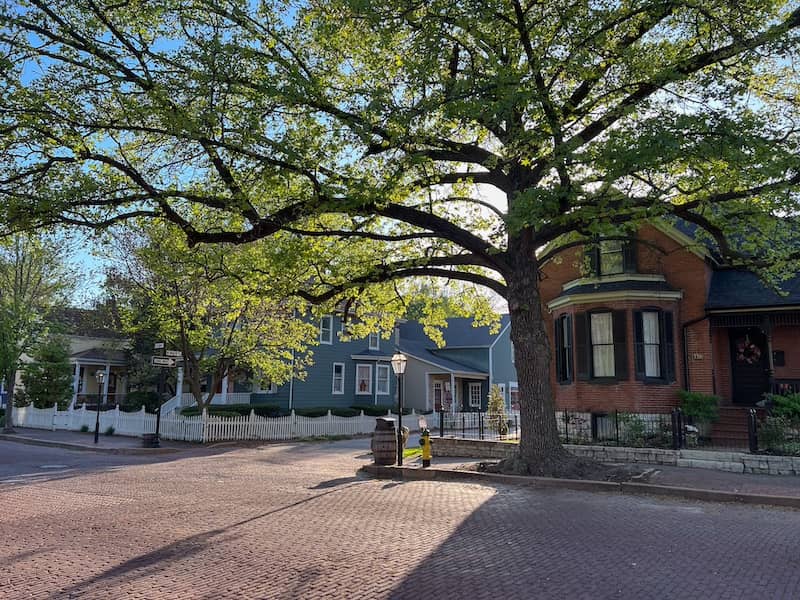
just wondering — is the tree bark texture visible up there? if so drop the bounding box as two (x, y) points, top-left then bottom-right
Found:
(506, 240), (571, 474)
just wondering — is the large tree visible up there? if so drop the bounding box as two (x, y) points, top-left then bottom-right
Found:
(110, 220), (316, 411)
(1, 1), (799, 472)
(0, 234), (73, 430)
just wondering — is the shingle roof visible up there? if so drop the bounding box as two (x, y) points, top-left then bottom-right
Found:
(707, 270), (800, 310)
(555, 279), (679, 297)
(71, 348), (128, 365)
(398, 316), (510, 348)
(397, 338), (488, 375)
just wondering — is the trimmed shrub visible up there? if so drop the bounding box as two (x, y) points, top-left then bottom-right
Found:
(766, 393), (800, 422)
(104, 426), (115, 436)
(80, 424), (89, 432)
(678, 390), (720, 423)
(351, 404), (392, 416)
(180, 403), (282, 417)
(123, 391), (160, 412)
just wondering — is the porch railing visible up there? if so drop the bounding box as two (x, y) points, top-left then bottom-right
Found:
(771, 379), (800, 395)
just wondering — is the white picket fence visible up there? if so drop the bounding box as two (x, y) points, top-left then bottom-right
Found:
(13, 404), (426, 443)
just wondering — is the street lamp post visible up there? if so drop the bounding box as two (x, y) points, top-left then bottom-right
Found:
(391, 352), (407, 466)
(94, 370), (105, 444)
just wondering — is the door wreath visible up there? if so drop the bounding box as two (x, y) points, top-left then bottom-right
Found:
(735, 336), (762, 365)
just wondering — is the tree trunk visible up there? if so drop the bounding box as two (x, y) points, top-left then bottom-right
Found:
(502, 233), (593, 476)
(3, 368), (16, 432)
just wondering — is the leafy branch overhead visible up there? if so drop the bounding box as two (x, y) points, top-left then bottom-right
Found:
(1, 0), (798, 290)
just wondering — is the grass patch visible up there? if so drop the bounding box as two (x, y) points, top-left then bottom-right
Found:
(403, 447), (421, 459)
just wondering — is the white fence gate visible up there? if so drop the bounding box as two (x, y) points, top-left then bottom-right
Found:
(13, 404), (425, 443)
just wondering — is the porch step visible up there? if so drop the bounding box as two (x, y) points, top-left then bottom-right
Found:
(710, 407), (760, 446)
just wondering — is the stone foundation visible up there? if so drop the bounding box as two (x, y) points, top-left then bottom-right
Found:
(430, 437), (800, 475)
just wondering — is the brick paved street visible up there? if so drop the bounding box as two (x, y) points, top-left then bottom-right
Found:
(2, 438), (799, 599)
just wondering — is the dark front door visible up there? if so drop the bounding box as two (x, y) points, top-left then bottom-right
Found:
(729, 327), (769, 405)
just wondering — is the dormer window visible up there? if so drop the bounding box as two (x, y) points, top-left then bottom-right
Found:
(588, 239), (636, 276)
(368, 332), (380, 351)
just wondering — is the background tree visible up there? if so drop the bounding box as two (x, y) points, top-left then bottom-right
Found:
(0, 233), (74, 431)
(1, 1), (799, 472)
(111, 220), (316, 411)
(18, 335), (73, 409)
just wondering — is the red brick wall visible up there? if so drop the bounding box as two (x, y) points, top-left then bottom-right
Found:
(540, 225), (714, 414)
(772, 326), (800, 380)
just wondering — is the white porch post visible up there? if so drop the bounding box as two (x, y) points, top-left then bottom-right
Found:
(425, 373), (430, 412)
(220, 374), (229, 404)
(71, 361), (81, 409)
(101, 364), (110, 404)
(450, 373), (456, 414)
(176, 367), (184, 401)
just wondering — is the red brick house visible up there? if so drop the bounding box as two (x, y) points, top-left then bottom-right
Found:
(538, 221), (800, 437)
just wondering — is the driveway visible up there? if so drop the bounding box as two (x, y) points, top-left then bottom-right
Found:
(1, 438), (798, 599)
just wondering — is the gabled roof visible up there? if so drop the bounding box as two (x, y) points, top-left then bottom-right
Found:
(398, 315), (510, 348)
(555, 279), (679, 297)
(707, 270), (800, 310)
(71, 348), (128, 365)
(397, 338), (488, 376)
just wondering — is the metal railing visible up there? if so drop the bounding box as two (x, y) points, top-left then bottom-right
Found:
(438, 411), (520, 441)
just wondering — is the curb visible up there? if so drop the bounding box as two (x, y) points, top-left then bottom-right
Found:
(0, 433), (182, 455)
(360, 464), (800, 509)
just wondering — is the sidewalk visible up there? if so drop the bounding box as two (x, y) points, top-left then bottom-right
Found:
(383, 454), (800, 508)
(0, 427), (195, 454)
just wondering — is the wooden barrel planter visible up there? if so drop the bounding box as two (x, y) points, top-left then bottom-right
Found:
(371, 417), (397, 465)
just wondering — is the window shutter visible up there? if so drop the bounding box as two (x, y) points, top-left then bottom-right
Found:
(554, 318), (564, 382)
(662, 311), (676, 382)
(565, 314), (574, 383)
(623, 240), (637, 273)
(612, 310), (628, 380)
(633, 311), (646, 381)
(575, 312), (589, 380)
(587, 245), (599, 276)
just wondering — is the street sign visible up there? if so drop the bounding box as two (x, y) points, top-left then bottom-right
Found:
(151, 356), (176, 367)
(154, 342), (165, 350)
(165, 350), (182, 358)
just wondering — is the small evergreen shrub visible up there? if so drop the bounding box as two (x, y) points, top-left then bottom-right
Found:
(80, 425), (89, 432)
(351, 404), (391, 416)
(678, 390), (720, 423)
(765, 393), (800, 422)
(104, 426), (115, 436)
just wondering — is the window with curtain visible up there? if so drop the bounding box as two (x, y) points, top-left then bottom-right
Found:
(590, 312), (615, 377)
(634, 310), (675, 382)
(355, 364), (372, 394)
(368, 332), (380, 350)
(641, 311), (661, 378)
(332, 363), (344, 394)
(376, 365), (390, 395)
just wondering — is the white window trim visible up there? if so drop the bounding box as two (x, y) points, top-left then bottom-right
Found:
(319, 315), (333, 345)
(376, 364), (390, 395)
(368, 332), (380, 351)
(355, 363), (372, 395)
(468, 382), (482, 408)
(332, 362), (345, 395)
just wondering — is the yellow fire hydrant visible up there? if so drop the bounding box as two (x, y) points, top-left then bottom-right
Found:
(419, 428), (432, 468)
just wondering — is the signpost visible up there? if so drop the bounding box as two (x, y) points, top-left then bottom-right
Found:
(151, 356), (177, 367)
(165, 350), (182, 358)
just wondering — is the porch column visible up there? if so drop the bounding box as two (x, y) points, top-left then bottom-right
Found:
(220, 374), (229, 405)
(764, 316), (775, 392)
(71, 361), (81, 409)
(101, 364), (111, 404)
(425, 373), (430, 412)
(450, 373), (456, 414)
(176, 366), (184, 402)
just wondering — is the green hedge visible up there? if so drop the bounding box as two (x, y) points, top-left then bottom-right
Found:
(124, 391), (160, 412)
(351, 404), (393, 416)
(295, 406), (360, 418)
(180, 403), (282, 417)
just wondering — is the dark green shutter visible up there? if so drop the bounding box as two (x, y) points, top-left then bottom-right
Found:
(623, 240), (637, 273)
(565, 315), (574, 383)
(662, 311), (676, 383)
(587, 245), (599, 276)
(633, 311), (646, 381)
(612, 310), (628, 380)
(554, 317), (564, 382)
(575, 312), (589, 380)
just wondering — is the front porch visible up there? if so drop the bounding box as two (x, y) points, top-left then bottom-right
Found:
(70, 348), (128, 408)
(710, 312), (800, 406)
(426, 373), (488, 412)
